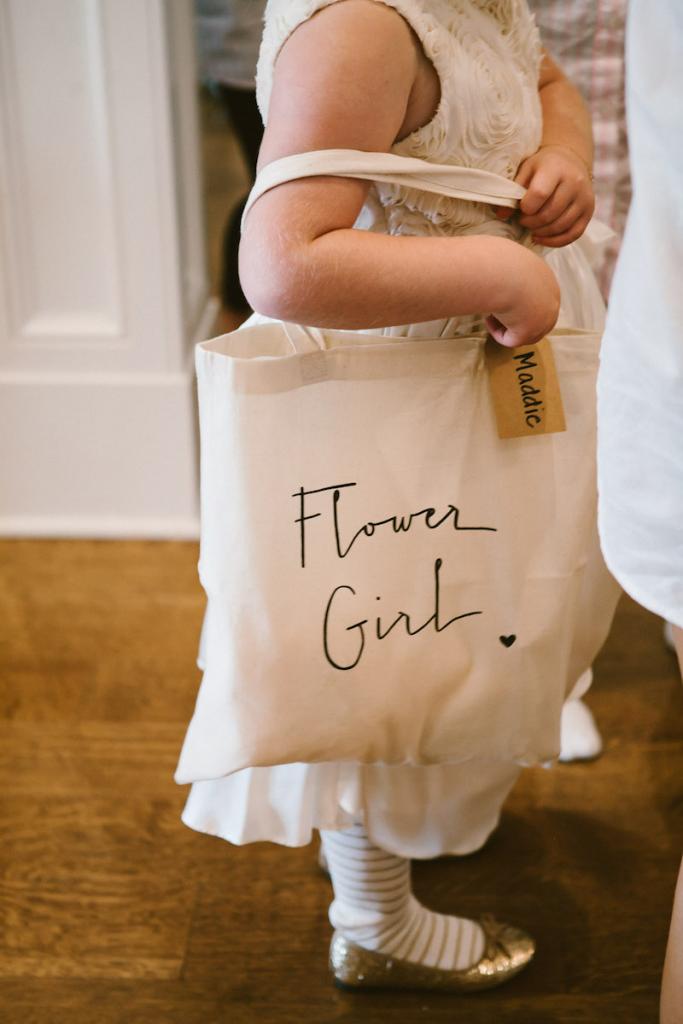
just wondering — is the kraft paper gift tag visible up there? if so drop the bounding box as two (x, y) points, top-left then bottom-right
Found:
(485, 336), (566, 439)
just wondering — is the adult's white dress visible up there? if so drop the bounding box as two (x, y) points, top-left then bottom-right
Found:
(597, 0), (683, 628)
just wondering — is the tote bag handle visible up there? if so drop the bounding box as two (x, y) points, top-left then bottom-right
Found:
(242, 148), (525, 222)
(281, 322), (328, 354)
(242, 149), (526, 356)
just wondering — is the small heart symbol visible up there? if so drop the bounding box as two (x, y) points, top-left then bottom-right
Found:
(499, 635), (516, 648)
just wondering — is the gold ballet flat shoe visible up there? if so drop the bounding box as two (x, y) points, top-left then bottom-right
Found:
(329, 914), (535, 992)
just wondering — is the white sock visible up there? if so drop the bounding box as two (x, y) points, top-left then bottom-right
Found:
(320, 824), (485, 971)
(558, 697), (603, 762)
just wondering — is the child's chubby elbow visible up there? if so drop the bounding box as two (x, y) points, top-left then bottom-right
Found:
(239, 225), (314, 323)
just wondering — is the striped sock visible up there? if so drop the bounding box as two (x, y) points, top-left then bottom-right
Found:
(320, 824), (485, 971)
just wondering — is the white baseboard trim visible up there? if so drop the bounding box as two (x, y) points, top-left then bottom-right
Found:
(0, 296), (225, 539)
(1, 361), (201, 539)
(0, 516), (199, 540)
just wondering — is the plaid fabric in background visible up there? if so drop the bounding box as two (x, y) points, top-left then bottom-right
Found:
(527, 0), (630, 299)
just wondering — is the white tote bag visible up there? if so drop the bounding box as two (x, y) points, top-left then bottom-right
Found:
(175, 150), (619, 785)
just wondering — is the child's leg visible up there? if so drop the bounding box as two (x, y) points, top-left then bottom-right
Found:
(559, 694), (603, 762)
(321, 823), (485, 971)
(661, 626), (683, 1024)
(321, 823), (535, 990)
(559, 669), (603, 762)
(216, 84), (263, 317)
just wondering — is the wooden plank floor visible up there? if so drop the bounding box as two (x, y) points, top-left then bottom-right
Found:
(1, 538), (682, 1023)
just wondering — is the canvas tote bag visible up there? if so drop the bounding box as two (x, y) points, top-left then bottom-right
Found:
(175, 150), (619, 785)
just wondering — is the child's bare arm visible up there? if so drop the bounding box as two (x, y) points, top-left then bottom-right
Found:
(515, 50), (595, 247)
(240, 0), (560, 346)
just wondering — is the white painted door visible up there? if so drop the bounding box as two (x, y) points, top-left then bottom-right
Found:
(0, 0), (215, 537)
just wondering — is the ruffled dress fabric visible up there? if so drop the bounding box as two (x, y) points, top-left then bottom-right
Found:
(181, 0), (605, 858)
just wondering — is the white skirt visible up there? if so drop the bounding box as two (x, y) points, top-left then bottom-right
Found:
(180, 238), (606, 858)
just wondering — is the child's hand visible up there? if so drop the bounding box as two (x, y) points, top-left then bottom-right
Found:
(486, 242), (561, 348)
(514, 145), (595, 248)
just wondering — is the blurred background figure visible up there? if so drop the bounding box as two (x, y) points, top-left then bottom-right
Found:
(528, 0), (629, 300)
(195, 0), (267, 329)
(585, 0), (683, 1016)
(529, 0), (629, 763)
